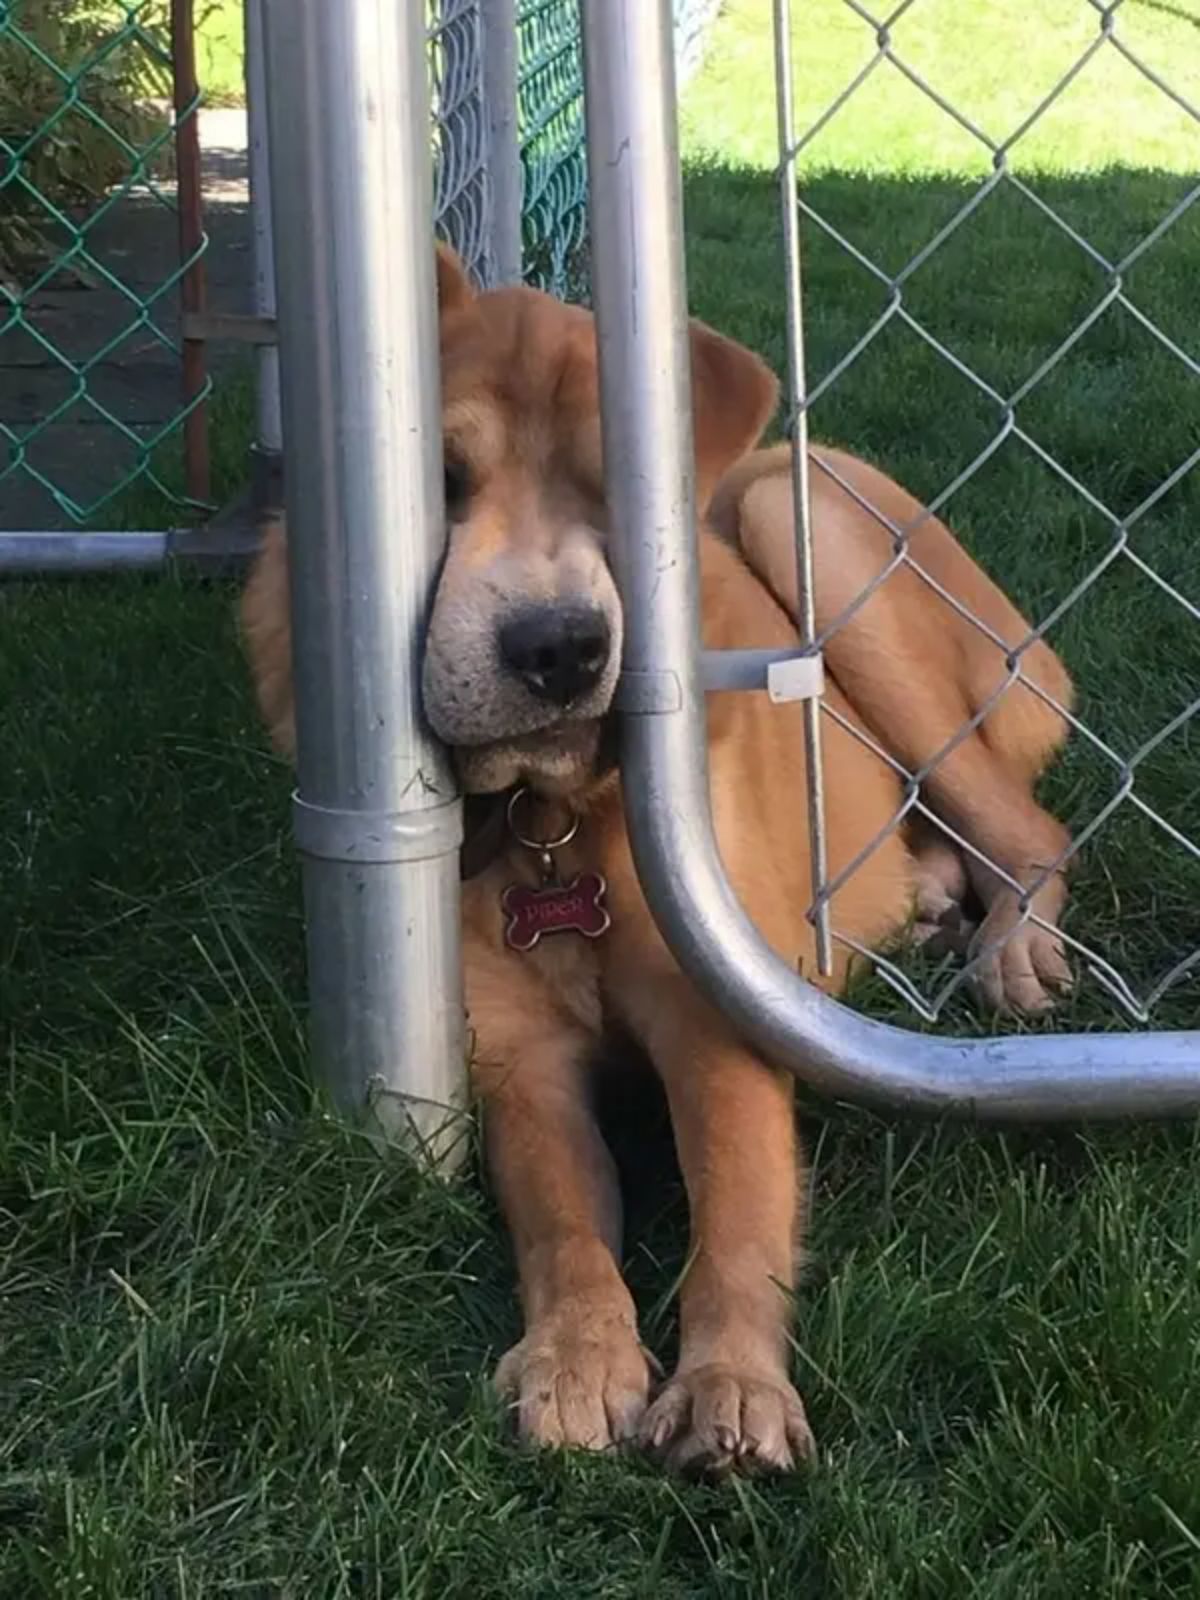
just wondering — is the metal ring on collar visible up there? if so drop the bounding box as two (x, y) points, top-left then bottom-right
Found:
(505, 785), (580, 852)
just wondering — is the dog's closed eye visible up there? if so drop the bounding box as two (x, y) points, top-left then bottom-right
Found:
(444, 456), (471, 521)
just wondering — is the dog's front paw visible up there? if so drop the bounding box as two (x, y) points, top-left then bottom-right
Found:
(971, 899), (1073, 1014)
(639, 1364), (814, 1477)
(494, 1306), (656, 1452)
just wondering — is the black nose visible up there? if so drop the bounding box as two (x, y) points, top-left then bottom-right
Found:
(498, 606), (612, 707)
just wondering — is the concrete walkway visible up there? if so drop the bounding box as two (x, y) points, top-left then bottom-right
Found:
(0, 109), (253, 533)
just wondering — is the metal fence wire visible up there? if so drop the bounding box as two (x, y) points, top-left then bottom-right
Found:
(776, 0), (1200, 1030)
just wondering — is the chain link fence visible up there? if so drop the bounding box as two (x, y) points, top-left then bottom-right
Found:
(1, 0), (723, 538)
(778, 0), (1200, 1029)
(430, 0), (493, 285)
(517, 0), (721, 294)
(0, 0), (206, 530)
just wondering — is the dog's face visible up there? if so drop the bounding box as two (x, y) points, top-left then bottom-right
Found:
(423, 247), (778, 796)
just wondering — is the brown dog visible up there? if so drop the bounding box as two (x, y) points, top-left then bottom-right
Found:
(241, 246), (1074, 1475)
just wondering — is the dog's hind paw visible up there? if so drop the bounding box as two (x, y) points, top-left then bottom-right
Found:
(970, 905), (1073, 1015)
(911, 903), (977, 958)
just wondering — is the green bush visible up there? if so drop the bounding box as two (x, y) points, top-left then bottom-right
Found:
(0, 0), (171, 269)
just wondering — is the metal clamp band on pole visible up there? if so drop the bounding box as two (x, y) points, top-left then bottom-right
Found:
(580, 0), (1200, 1120)
(292, 795), (463, 865)
(262, 0), (467, 1166)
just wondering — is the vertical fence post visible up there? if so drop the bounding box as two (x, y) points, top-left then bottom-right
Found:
(773, 0), (832, 975)
(261, 0), (468, 1167)
(243, 0), (282, 511)
(481, 0), (523, 285)
(170, 0), (211, 504)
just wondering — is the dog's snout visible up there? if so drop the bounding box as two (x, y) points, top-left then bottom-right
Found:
(498, 606), (611, 708)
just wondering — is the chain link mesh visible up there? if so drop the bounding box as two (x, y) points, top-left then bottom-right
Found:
(516, 0), (587, 295)
(517, 0), (723, 296)
(2, 0), (721, 532)
(779, 0), (1200, 1026)
(430, 0), (492, 287)
(0, 0), (203, 528)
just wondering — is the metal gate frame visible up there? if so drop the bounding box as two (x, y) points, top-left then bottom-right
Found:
(272, 0), (1200, 1139)
(579, 0), (1200, 1121)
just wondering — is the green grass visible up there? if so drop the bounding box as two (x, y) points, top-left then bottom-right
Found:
(196, 0), (245, 107)
(4, 2), (1200, 1594)
(683, 0), (1200, 174)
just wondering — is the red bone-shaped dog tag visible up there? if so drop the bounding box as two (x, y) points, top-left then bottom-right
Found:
(502, 872), (611, 951)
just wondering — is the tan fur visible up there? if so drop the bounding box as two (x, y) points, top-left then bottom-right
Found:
(240, 507), (294, 755)
(710, 444), (1074, 1010)
(239, 246), (1074, 1476)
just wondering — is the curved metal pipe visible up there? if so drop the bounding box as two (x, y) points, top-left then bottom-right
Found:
(580, 0), (1200, 1121)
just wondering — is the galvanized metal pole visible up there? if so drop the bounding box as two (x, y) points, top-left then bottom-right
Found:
(243, 0), (283, 495)
(481, 0), (523, 285)
(580, 0), (1200, 1120)
(581, 0), (708, 836)
(261, 0), (468, 1164)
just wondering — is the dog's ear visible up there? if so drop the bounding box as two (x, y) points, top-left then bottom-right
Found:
(689, 319), (779, 512)
(436, 242), (476, 319)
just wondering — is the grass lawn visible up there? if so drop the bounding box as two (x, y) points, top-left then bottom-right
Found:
(4, 1), (1200, 1593)
(195, 0), (245, 106)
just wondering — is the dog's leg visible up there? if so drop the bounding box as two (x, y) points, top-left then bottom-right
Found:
(474, 987), (654, 1452)
(632, 988), (813, 1475)
(725, 458), (1074, 1012)
(890, 731), (1073, 1011)
(944, 781), (1074, 1014)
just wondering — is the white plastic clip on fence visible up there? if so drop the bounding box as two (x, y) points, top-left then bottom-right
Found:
(579, 0), (1200, 1120)
(766, 653), (825, 705)
(261, 0), (467, 1166)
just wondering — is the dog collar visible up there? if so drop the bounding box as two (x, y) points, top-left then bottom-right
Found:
(459, 791), (512, 881)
